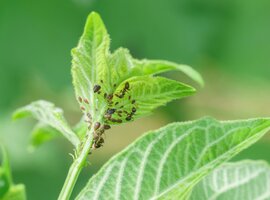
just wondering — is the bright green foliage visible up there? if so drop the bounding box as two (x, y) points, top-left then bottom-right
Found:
(2, 185), (26, 200)
(112, 76), (195, 122)
(0, 147), (11, 198)
(76, 117), (270, 200)
(13, 100), (80, 148)
(0, 147), (26, 200)
(30, 123), (61, 149)
(71, 12), (202, 125)
(190, 160), (270, 200)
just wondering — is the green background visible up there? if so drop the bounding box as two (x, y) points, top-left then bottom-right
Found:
(1, 0), (270, 199)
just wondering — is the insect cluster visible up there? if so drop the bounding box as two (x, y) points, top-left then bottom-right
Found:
(78, 80), (137, 149)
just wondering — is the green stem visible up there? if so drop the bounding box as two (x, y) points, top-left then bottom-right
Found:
(58, 127), (94, 200)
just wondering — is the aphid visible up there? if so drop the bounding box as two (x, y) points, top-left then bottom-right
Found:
(104, 113), (112, 119)
(84, 98), (89, 104)
(117, 110), (123, 114)
(99, 128), (105, 134)
(80, 106), (85, 111)
(132, 107), (136, 113)
(107, 94), (113, 101)
(116, 119), (122, 123)
(126, 116), (132, 121)
(93, 84), (101, 93)
(107, 108), (116, 114)
(104, 93), (107, 99)
(120, 106), (124, 108)
(87, 113), (92, 119)
(125, 82), (130, 90)
(78, 96), (83, 103)
(132, 100), (136, 104)
(113, 83), (116, 87)
(115, 94), (123, 98)
(103, 124), (111, 130)
(117, 113), (122, 117)
(97, 91), (101, 94)
(110, 118), (122, 123)
(93, 133), (99, 140)
(100, 80), (104, 83)
(115, 102), (119, 105)
(94, 122), (101, 130)
(128, 96), (131, 100)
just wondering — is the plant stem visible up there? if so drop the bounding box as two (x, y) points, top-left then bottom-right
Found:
(58, 126), (94, 200)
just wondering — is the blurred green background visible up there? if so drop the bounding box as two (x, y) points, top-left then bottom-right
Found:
(1, 0), (270, 199)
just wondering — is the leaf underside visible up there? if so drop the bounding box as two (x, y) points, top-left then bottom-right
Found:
(190, 160), (270, 200)
(13, 100), (80, 147)
(76, 117), (270, 200)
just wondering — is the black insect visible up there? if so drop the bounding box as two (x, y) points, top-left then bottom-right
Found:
(94, 122), (101, 130)
(124, 82), (130, 90)
(126, 116), (132, 121)
(93, 84), (101, 93)
(107, 94), (113, 101)
(107, 108), (116, 115)
(132, 107), (136, 113)
(103, 124), (111, 130)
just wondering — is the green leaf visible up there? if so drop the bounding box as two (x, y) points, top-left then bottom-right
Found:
(29, 123), (61, 149)
(131, 59), (204, 87)
(71, 12), (203, 127)
(190, 160), (270, 200)
(106, 76), (196, 124)
(2, 185), (26, 200)
(0, 146), (12, 198)
(76, 117), (270, 200)
(0, 147), (26, 200)
(13, 100), (80, 148)
(71, 12), (110, 115)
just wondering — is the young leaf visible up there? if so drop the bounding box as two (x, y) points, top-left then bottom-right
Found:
(71, 12), (203, 126)
(2, 185), (26, 200)
(131, 59), (204, 87)
(190, 160), (270, 200)
(0, 147), (11, 198)
(76, 117), (270, 200)
(71, 11), (110, 115)
(0, 147), (26, 200)
(13, 100), (80, 148)
(108, 48), (204, 89)
(30, 123), (61, 149)
(107, 76), (196, 124)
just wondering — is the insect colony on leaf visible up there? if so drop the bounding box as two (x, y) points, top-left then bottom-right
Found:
(77, 80), (137, 149)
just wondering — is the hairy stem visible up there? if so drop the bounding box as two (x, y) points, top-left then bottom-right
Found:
(58, 126), (94, 200)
